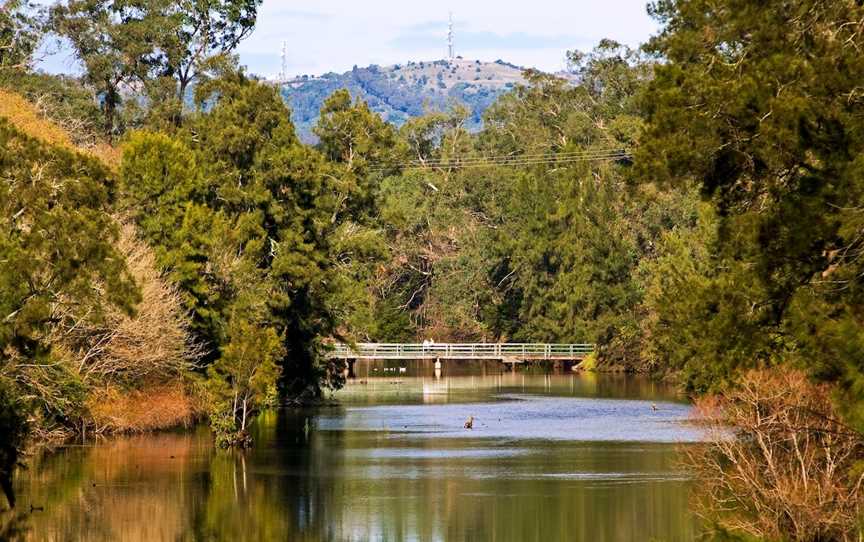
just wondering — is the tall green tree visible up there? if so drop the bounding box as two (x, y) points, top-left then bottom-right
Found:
(158, 0), (261, 101)
(50, 0), (261, 134)
(314, 88), (402, 220)
(122, 70), (385, 433)
(50, 0), (151, 135)
(638, 0), (864, 411)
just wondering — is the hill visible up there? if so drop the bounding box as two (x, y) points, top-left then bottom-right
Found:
(278, 58), (535, 143)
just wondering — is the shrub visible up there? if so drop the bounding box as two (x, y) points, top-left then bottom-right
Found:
(86, 381), (197, 433)
(688, 369), (864, 541)
(51, 222), (203, 383)
(202, 320), (282, 448)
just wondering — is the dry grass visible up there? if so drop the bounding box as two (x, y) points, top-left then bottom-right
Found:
(689, 369), (864, 541)
(0, 88), (120, 170)
(0, 89), (73, 149)
(87, 381), (199, 434)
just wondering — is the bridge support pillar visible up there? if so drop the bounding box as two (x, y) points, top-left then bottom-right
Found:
(347, 359), (356, 379)
(434, 358), (441, 370)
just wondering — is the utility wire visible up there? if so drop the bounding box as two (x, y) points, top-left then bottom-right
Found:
(368, 148), (631, 172)
(387, 148), (629, 165)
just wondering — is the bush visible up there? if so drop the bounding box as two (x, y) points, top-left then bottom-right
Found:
(202, 320), (282, 448)
(86, 381), (197, 433)
(52, 222), (203, 384)
(688, 369), (864, 541)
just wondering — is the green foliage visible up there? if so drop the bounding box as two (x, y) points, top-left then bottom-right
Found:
(49, 0), (261, 134)
(637, 203), (778, 391)
(122, 69), (385, 437)
(50, 0), (146, 135)
(0, 116), (137, 496)
(638, 0), (864, 416)
(0, 117), (136, 364)
(350, 42), (703, 361)
(153, 0), (261, 98)
(315, 88), (400, 166)
(203, 319), (282, 448)
(0, 0), (43, 72)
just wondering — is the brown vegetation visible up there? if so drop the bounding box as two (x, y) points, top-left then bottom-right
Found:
(86, 381), (197, 433)
(0, 88), (72, 149)
(0, 88), (119, 168)
(688, 369), (864, 541)
(0, 88), (202, 438)
(52, 222), (203, 384)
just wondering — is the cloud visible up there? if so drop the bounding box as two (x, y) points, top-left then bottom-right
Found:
(263, 9), (332, 21)
(403, 20), (450, 33)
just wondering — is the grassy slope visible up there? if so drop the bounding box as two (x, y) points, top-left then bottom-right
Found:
(0, 88), (120, 169)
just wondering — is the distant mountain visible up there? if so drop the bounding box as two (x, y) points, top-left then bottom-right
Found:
(277, 58), (534, 144)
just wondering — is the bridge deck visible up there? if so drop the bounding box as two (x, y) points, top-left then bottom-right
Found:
(328, 343), (594, 361)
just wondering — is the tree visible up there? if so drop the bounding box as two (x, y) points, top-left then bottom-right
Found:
(314, 88), (402, 220)
(638, 0), (864, 420)
(50, 0), (262, 134)
(50, 0), (148, 136)
(203, 318), (281, 447)
(121, 69), (382, 435)
(0, 117), (137, 500)
(158, 0), (261, 102)
(0, 117), (137, 370)
(0, 0), (43, 72)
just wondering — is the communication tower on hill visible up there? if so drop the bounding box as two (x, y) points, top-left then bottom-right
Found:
(447, 13), (455, 61)
(279, 40), (289, 82)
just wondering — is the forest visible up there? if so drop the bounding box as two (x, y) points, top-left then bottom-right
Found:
(2, 0), (864, 539)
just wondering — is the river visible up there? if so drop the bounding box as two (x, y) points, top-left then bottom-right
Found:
(8, 362), (703, 541)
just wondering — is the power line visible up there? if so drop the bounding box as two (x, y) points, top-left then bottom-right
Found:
(393, 149), (629, 166)
(367, 149), (631, 172)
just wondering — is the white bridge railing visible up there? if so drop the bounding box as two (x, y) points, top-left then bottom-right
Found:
(327, 343), (594, 361)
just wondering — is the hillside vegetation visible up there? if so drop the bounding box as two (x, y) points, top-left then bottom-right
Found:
(0, 87), (200, 435)
(281, 59), (549, 142)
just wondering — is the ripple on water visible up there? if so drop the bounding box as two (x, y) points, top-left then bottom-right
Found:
(316, 394), (705, 443)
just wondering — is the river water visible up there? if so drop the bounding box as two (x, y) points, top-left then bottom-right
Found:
(8, 363), (703, 541)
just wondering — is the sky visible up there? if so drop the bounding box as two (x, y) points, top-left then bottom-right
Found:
(38, 0), (659, 77)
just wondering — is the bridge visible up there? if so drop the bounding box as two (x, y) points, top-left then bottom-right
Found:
(328, 343), (594, 363)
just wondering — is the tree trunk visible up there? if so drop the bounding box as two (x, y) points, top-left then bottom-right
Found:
(103, 85), (118, 139)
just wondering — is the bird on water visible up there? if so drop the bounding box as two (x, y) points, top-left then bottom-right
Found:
(464, 416), (474, 429)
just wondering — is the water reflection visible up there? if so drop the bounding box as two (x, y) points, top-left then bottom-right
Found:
(6, 371), (700, 541)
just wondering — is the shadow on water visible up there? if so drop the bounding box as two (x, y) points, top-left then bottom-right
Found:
(4, 371), (701, 541)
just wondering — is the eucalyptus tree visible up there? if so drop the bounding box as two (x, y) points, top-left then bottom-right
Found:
(0, 0), (44, 72)
(50, 0), (261, 133)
